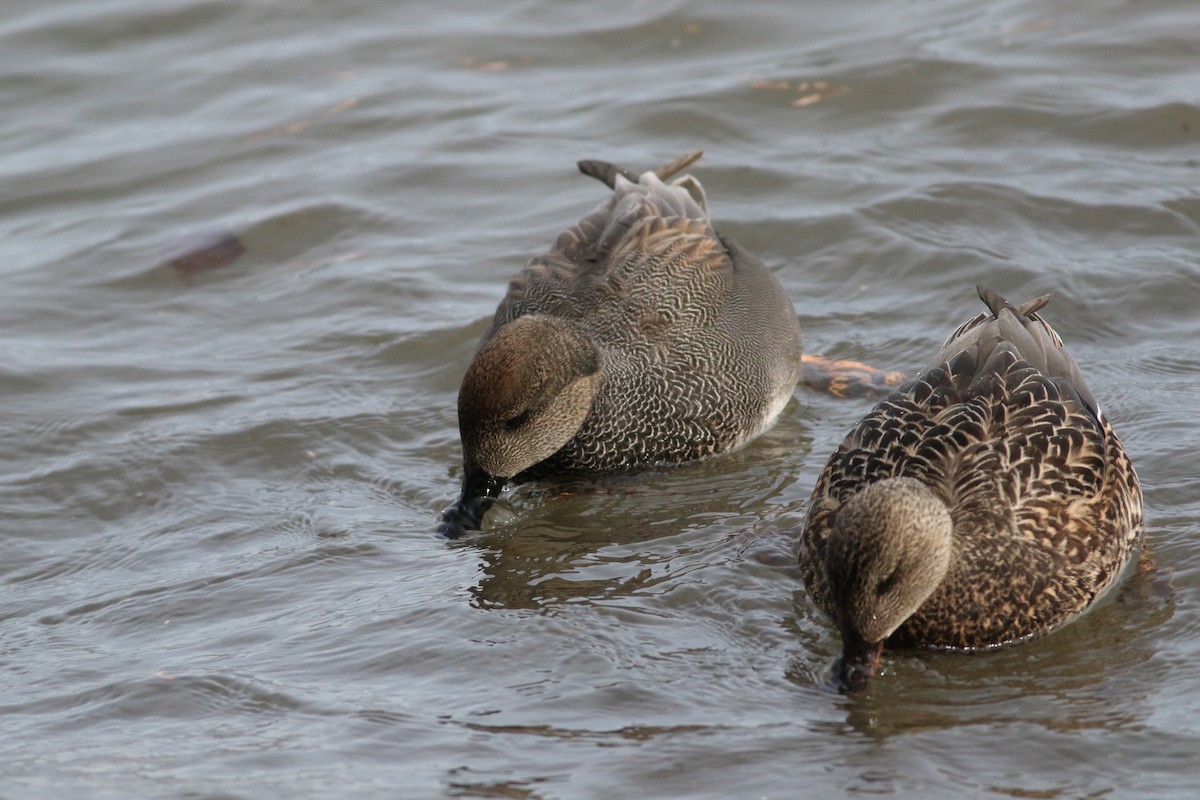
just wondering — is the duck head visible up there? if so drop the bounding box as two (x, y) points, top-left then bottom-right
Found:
(438, 314), (601, 537)
(823, 477), (954, 691)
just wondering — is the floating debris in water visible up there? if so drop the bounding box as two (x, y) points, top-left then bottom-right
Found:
(749, 78), (847, 107)
(456, 56), (534, 72)
(243, 97), (360, 141)
(166, 230), (246, 278)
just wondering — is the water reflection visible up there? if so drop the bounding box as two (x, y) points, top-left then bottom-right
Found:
(450, 420), (810, 610)
(791, 551), (1176, 741)
(456, 479), (728, 610)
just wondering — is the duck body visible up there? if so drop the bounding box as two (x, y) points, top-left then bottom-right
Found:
(439, 153), (803, 536)
(799, 286), (1142, 689)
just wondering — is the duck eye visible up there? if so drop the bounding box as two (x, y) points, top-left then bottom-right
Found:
(505, 410), (532, 430)
(875, 568), (901, 597)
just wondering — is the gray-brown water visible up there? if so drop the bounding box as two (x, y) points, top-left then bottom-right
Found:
(2, 1), (1198, 797)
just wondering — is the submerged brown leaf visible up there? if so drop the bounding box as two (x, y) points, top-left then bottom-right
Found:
(243, 97), (360, 141)
(750, 77), (846, 107)
(166, 230), (246, 278)
(457, 56), (534, 72)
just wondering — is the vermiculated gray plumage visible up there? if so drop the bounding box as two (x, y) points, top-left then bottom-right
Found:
(440, 153), (803, 535)
(799, 286), (1142, 667)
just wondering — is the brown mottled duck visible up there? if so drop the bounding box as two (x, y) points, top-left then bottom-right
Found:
(799, 286), (1143, 691)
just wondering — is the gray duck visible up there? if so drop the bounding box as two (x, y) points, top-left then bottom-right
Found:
(439, 152), (803, 536)
(798, 286), (1143, 691)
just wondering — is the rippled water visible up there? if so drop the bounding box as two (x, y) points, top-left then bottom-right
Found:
(2, 0), (1198, 797)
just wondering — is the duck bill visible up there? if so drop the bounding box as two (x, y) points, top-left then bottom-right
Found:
(835, 633), (885, 694)
(437, 464), (507, 538)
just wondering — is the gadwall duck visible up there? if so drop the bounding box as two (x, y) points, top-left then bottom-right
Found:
(439, 152), (804, 536)
(799, 286), (1143, 691)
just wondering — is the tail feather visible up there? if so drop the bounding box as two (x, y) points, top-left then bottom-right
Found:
(577, 159), (639, 189)
(974, 285), (1099, 419)
(577, 150), (704, 189)
(977, 284), (1052, 320)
